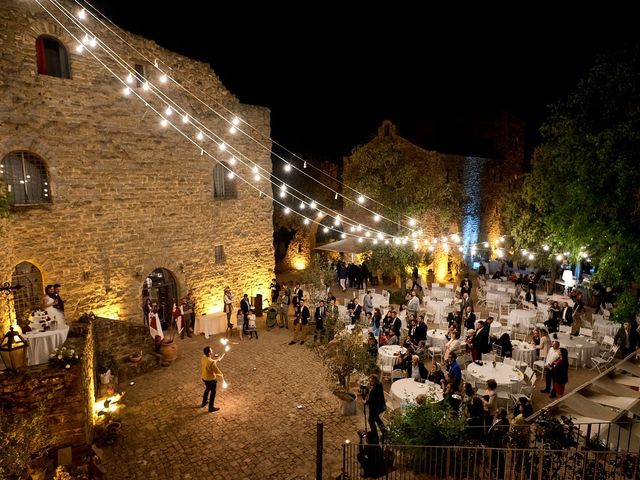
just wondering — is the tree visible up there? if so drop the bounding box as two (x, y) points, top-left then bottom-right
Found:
(364, 244), (424, 294)
(503, 47), (640, 317)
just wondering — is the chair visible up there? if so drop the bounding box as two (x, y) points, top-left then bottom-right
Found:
(579, 328), (593, 338)
(513, 332), (527, 342)
(391, 369), (406, 383)
(533, 358), (545, 376)
(482, 353), (495, 363)
(497, 385), (512, 414)
(567, 346), (580, 370)
(559, 325), (572, 334)
(428, 346), (443, 363)
(524, 366), (534, 381)
(380, 363), (394, 382)
(499, 304), (510, 325)
(494, 355), (504, 363)
(591, 345), (619, 373)
(492, 344), (503, 356)
(445, 283), (454, 290)
(504, 357), (516, 367)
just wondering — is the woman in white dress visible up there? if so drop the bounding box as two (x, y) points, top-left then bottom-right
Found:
(42, 284), (66, 326)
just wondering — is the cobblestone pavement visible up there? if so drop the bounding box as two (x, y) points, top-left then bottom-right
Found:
(102, 324), (362, 480)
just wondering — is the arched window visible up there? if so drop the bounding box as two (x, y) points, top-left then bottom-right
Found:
(213, 162), (237, 199)
(1, 151), (52, 205)
(11, 262), (44, 328)
(36, 36), (70, 79)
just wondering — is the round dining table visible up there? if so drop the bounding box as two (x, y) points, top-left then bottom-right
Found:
(390, 378), (444, 408)
(511, 340), (537, 367)
(508, 309), (537, 332)
(378, 345), (403, 369)
(554, 333), (600, 367)
(466, 362), (524, 388)
(24, 325), (70, 366)
(427, 329), (448, 349)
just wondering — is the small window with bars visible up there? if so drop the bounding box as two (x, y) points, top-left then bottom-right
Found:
(1, 151), (52, 205)
(214, 245), (225, 264)
(213, 162), (237, 199)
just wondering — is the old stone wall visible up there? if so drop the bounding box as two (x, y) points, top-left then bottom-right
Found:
(0, 328), (94, 448)
(93, 316), (153, 363)
(0, 0), (275, 334)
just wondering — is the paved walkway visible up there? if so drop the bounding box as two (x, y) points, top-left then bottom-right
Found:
(102, 325), (361, 480)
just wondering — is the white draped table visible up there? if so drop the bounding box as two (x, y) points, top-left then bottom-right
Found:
(466, 362), (524, 388)
(24, 325), (70, 366)
(195, 313), (226, 339)
(427, 329), (448, 349)
(508, 309), (537, 332)
(378, 345), (403, 369)
(511, 340), (537, 367)
(554, 333), (600, 367)
(390, 378), (444, 408)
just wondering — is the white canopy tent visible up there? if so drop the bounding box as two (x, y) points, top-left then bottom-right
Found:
(315, 237), (371, 261)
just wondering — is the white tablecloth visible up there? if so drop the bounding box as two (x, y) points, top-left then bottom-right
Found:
(24, 325), (69, 366)
(486, 291), (511, 304)
(554, 333), (599, 367)
(511, 340), (537, 367)
(426, 301), (450, 323)
(378, 345), (402, 368)
(430, 287), (454, 299)
(390, 378), (443, 408)
(593, 319), (619, 338)
(427, 329), (448, 349)
(508, 309), (537, 331)
(195, 313), (227, 339)
(466, 362), (524, 388)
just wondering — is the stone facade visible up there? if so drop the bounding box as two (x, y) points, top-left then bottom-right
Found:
(0, 0), (274, 334)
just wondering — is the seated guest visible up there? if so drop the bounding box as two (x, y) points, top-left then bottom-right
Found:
(525, 286), (538, 307)
(387, 331), (399, 346)
(427, 362), (445, 386)
(406, 355), (428, 381)
(444, 331), (462, 359)
(366, 332), (378, 358)
(443, 382), (462, 413)
(394, 346), (414, 371)
(378, 331), (389, 346)
(466, 396), (486, 441)
(414, 315), (428, 343)
(545, 301), (561, 333)
(512, 396), (534, 419)
(494, 333), (513, 357)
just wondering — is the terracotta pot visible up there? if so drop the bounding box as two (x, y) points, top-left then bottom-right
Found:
(159, 341), (178, 363)
(129, 354), (142, 363)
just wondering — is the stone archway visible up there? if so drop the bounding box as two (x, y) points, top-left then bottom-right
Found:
(141, 268), (178, 329)
(10, 261), (44, 329)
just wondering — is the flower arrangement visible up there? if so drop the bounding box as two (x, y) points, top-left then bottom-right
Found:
(78, 311), (96, 323)
(49, 346), (81, 369)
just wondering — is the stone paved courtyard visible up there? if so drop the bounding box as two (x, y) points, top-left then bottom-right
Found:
(102, 324), (361, 480)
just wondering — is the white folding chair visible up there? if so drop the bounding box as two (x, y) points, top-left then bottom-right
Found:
(591, 345), (618, 372)
(524, 366), (534, 381)
(482, 353), (495, 363)
(579, 328), (593, 338)
(391, 369), (406, 383)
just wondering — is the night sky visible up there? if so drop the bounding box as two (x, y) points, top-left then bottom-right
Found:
(87, 1), (636, 159)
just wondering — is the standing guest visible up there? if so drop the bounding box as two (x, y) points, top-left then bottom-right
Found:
(143, 297), (152, 327)
(427, 362), (445, 385)
(614, 322), (640, 358)
(184, 291), (196, 335)
(174, 302), (186, 339)
(460, 276), (472, 296)
(463, 306), (476, 331)
(414, 314), (428, 344)
(200, 346), (224, 412)
(406, 291), (421, 320)
(314, 300), (327, 342)
(52, 284), (65, 312)
(349, 298), (362, 325)
(559, 302), (573, 326)
(42, 285), (57, 320)
(482, 379), (498, 418)
(540, 340), (561, 396)
(148, 304), (163, 341)
(240, 294), (251, 335)
(363, 290), (374, 316)
(444, 351), (462, 391)
(363, 374), (387, 443)
(538, 328), (551, 358)
(223, 287), (234, 328)
(460, 292), (473, 314)
(367, 332), (378, 357)
(245, 311), (258, 339)
(444, 331), (462, 359)
(269, 278), (280, 303)
(551, 347), (569, 398)
(472, 320), (491, 361)
(372, 308), (382, 337)
(292, 283), (302, 308)
(290, 299), (311, 345)
(277, 290), (289, 329)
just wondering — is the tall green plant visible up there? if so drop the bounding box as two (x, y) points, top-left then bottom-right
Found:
(319, 331), (375, 390)
(364, 244), (423, 295)
(386, 401), (467, 447)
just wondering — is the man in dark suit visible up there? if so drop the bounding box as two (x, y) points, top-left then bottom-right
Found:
(406, 355), (428, 380)
(313, 300), (326, 342)
(560, 302), (573, 326)
(472, 320), (491, 361)
(240, 294), (251, 334)
(414, 314), (428, 343)
(614, 322), (640, 358)
(349, 298), (362, 325)
(463, 306), (477, 331)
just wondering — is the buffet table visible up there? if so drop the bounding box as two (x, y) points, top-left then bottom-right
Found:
(194, 313), (227, 339)
(24, 325), (70, 366)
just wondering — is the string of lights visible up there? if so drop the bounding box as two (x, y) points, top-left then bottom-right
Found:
(72, 0), (419, 232)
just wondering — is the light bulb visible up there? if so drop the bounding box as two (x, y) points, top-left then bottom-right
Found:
(227, 172), (235, 180)
(232, 117), (240, 126)
(229, 156), (236, 165)
(82, 34), (90, 45)
(284, 163), (291, 172)
(229, 126), (237, 134)
(428, 245), (434, 252)
(78, 8), (86, 19)
(528, 253), (534, 260)
(373, 239), (378, 245)
(142, 81), (150, 91)
(254, 174), (260, 181)
(365, 231), (371, 237)
(126, 73), (134, 84)
(252, 165), (258, 174)
(182, 114), (189, 124)
(222, 380), (228, 389)
(556, 254), (563, 261)
(408, 219), (416, 227)
(218, 142), (226, 151)
(89, 37), (97, 48)
(225, 345), (230, 352)
(310, 201), (317, 209)
(196, 131), (204, 141)
(303, 218), (310, 225)
(75, 44), (84, 53)
(341, 233), (346, 239)
(543, 245), (549, 251)
(160, 118), (168, 127)
(385, 240), (390, 245)
(377, 233), (384, 240)
(303, 161), (307, 168)
(483, 242), (489, 248)
(334, 192), (338, 200)
(323, 227), (329, 233)
(357, 195), (365, 204)
(350, 226), (356, 233)
(317, 211), (323, 218)
(122, 87), (131, 96)
(279, 191), (286, 198)
(358, 238), (363, 243)
(165, 106), (172, 116)
(373, 214), (380, 222)
(159, 74), (168, 83)
(299, 202), (305, 209)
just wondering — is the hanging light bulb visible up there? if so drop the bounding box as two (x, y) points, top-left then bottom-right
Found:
(408, 218), (416, 227)
(89, 37), (97, 48)
(182, 114), (189, 124)
(349, 226), (356, 233)
(365, 231), (371, 237)
(142, 81), (150, 91)
(222, 380), (228, 389)
(159, 73), (168, 83)
(196, 131), (204, 141)
(232, 117), (240, 126)
(384, 239), (390, 245)
(75, 43), (84, 53)
(334, 215), (341, 226)
(122, 86), (131, 96)
(252, 165), (258, 174)
(303, 218), (310, 225)
(373, 239), (378, 245)
(229, 156), (237, 166)
(528, 253), (535, 260)
(299, 202), (305, 210)
(229, 126), (237, 134)
(218, 142), (226, 151)
(254, 174), (260, 182)
(428, 245), (434, 252)
(334, 192), (338, 200)
(340, 233), (346, 239)
(373, 214), (381, 222)
(377, 232), (384, 240)
(227, 172), (235, 180)
(358, 238), (363, 243)
(323, 227), (329, 233)
(356, 225), (362, 232)
(160, 118), (168, 128)
(78, 8), (86, 19)
(317, 211), (323, 218)
(309, 201), (317, 209)
(483, 242), (489, 248)
(82, 34), (90, 45)
(303, 161), (307, 168)
(126, 73), (134, 84)
(279, 190), (286, 198)
(284, 163), (291, 172)
(543, 245), (549, 251)
(357, 195), (365, 204)
(164, 106), (173, 116)
(555, 254), (563, 261)
(284, 207), (291, 214)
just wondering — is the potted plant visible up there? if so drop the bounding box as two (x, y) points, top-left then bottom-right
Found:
(318, 330), (375, 415)
(97, 350), (119, 385)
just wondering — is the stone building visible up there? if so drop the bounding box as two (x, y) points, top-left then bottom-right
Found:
(0, 0), (274, 333)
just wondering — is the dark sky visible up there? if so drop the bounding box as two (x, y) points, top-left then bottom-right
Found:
(87, 1), (636, 159)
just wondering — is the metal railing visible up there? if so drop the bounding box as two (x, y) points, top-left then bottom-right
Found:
(342, 443), (640, 480)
